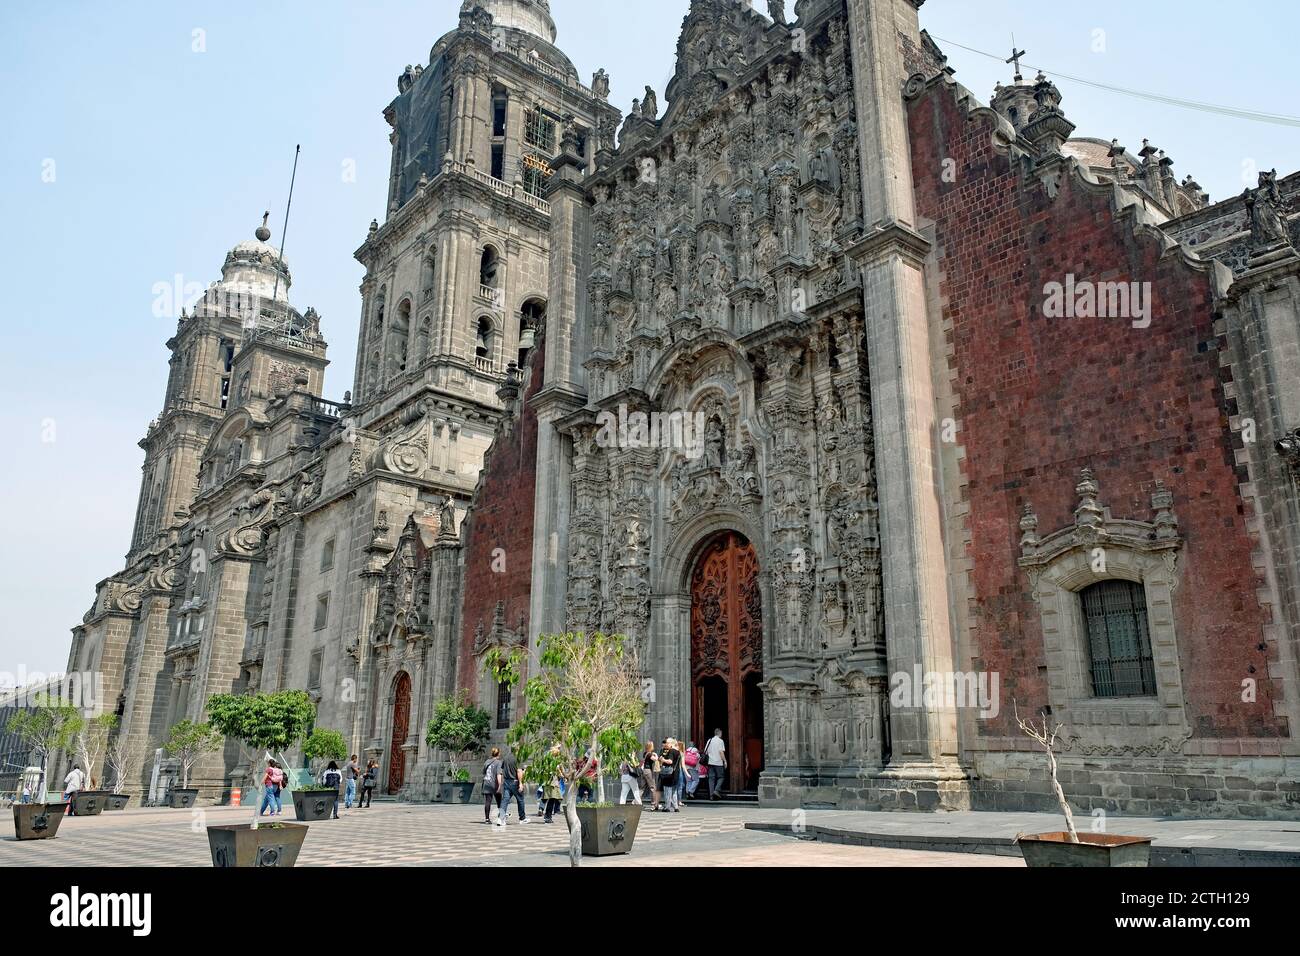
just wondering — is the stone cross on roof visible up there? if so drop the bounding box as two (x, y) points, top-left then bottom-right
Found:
(1006, 42), (1027, 81)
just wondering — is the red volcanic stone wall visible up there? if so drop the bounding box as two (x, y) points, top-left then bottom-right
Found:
(907, 84), (1286, 741)
(456, 344), (544, 700)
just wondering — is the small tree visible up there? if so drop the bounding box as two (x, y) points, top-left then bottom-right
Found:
(161, 719), (225, 790)
(424, 692), (491, 781)
(208, 690), (316, 828)
(6, 694), (84, 802)
(302, 728), (348, 775)
(76, 713), (118, 790)
(105, 735), (140, 795)
(490, 633), (645, 867)
(1015, 702), (1079, 843)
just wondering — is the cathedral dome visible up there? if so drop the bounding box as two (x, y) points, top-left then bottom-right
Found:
(218, 213), (291, 301)
(471, 0), (556, 43)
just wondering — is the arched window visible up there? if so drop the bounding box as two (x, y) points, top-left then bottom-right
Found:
(519, 297), (545, 367)
(1081, 581), (1156, 698)
(479, 246), (500, 289)
(388, 298), (412, 374)
(475, 317), (495, 370)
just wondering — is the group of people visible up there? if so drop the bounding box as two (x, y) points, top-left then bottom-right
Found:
(257, 754), (381, 816)
(622, 728), (727, 810)
(478, 728), (731, 825)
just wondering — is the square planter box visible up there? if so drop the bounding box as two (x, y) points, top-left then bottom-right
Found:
(103, 794), (132, 811)
(69, 790), (109, 816)
(576, 804), (642, 857)
(169, 789), (199, 809)
(13, 803), (65, 840)
(292, 789), (338, 822)
(437, 782), (475, 804)
(207, 822), (308, 867)
(1017, 832), (1152, 867)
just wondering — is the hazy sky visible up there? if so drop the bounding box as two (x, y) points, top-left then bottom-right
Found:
(1, 1), (1296, 682)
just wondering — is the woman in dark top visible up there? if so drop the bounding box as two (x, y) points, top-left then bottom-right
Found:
(641, 740), (660, 810)
(482, 747), (502, 823)
(657, 740), (680, 812)
(359, 759), (378, 808)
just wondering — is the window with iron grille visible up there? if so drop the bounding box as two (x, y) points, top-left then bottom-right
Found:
(1081, 581), (1157, 697)
(495, 681), (512, 730)
(523, 109), (555, 153)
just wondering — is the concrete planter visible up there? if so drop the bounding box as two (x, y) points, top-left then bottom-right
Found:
(1017, 832), (1152, 867)
(576, 804), (642, 857)
(292, 789), (338, 822)
(13, 803), (65, 840)
(103, 793), (132, 811)
(207, 822), (308, 867)
(169, 788), (199, 809)
(437, 782), (476, 804)
(69, 790), (110, 816)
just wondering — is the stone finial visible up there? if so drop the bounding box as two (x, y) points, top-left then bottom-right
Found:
(1151, 480), (1178, 540)
(368, 219), (379, 235)
(255, 211), (272, 242)
(1019, 503), (1040, 555)
(1074, 468), (1103, 530)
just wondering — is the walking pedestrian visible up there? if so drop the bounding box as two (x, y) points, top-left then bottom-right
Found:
(542, 744), (563, 823)
(496, 747), (529, 826)
(259, 759), (284, 816)
(359, 759), (378, 808)
(704, 728), (727, 799)
(658, 739), (680, 811)
(321, 760), (343, 819)
(62, 763), (85, 815)
(576, 750), (599, 802)
(673, 737), (688, 808)
(344, 753), (359, 809)
(618, 752), (643, 805)
(20, 782), (32, 805)
(482, 747), (502, 824)
(684, 740), (702, 799)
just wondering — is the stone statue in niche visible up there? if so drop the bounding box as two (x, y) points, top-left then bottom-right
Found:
(768, 0), (787, 26)
(592, 69), (610, 99)
(704, 415), (725, 470)
(1244, 169), (1293, 251)
(810, 148), (831, 185)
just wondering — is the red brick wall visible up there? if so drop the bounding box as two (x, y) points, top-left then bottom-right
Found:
(455, 344), (544, 700)
(907, 84), (1285, 740)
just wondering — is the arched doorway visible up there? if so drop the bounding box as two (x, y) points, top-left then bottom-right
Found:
(387, 672), (411, 795)
(690, 531), (763, 792)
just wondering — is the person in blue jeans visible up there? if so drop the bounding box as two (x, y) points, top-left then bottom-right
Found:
(344, 754), (359, 809)
(496, 748), (529, 826)
(259, 759), (284, 816)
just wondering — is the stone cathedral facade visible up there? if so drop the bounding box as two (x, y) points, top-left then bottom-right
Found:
(67, 0), (1300, 819)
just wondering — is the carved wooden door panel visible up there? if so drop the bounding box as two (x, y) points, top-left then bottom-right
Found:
(388, 672), (411, 794)
(690, 532), (762, 792)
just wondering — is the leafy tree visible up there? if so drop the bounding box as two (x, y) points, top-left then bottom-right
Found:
(76, 713), (118, 790)
(489, 633), (645, 867)
(161, 719), (225, 789)
(302, 727), (348, 772)
(207, 690), (316, 827)
(6, 694), (84, 801)
(424, 691), (491, 779)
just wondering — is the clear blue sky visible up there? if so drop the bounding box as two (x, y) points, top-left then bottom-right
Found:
(1, 1), (1296, 681)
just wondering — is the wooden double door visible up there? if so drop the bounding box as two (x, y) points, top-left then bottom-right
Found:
(690, 532), (764, 792)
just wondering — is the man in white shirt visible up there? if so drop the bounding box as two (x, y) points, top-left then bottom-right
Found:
(63, 765), (85, 813)
(703, 729), (727, 800)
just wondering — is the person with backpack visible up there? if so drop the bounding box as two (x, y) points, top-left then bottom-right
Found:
(496, 747), (529, 826)
(684, 740), (703, 799)
(482, 747), (502, 824)
(358, 759), (378, 808)
(618, 751), (643, 805)
(321, 760), (343, 819)
(344, 754), (359, 809)
(658, 739), (680, 812)
(259, 759), (284, 816)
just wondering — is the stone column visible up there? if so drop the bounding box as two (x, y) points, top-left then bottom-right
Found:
(843, 0), (965, 794)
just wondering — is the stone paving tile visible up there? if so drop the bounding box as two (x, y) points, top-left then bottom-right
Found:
(0, 802), (1007, 867)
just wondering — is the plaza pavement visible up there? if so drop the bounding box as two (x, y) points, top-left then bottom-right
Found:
(5, 800), (1297, 866)
(0, 800), (1018, 868)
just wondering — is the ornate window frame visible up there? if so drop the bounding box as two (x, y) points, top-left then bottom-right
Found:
(1018, 470), (1191, 755)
